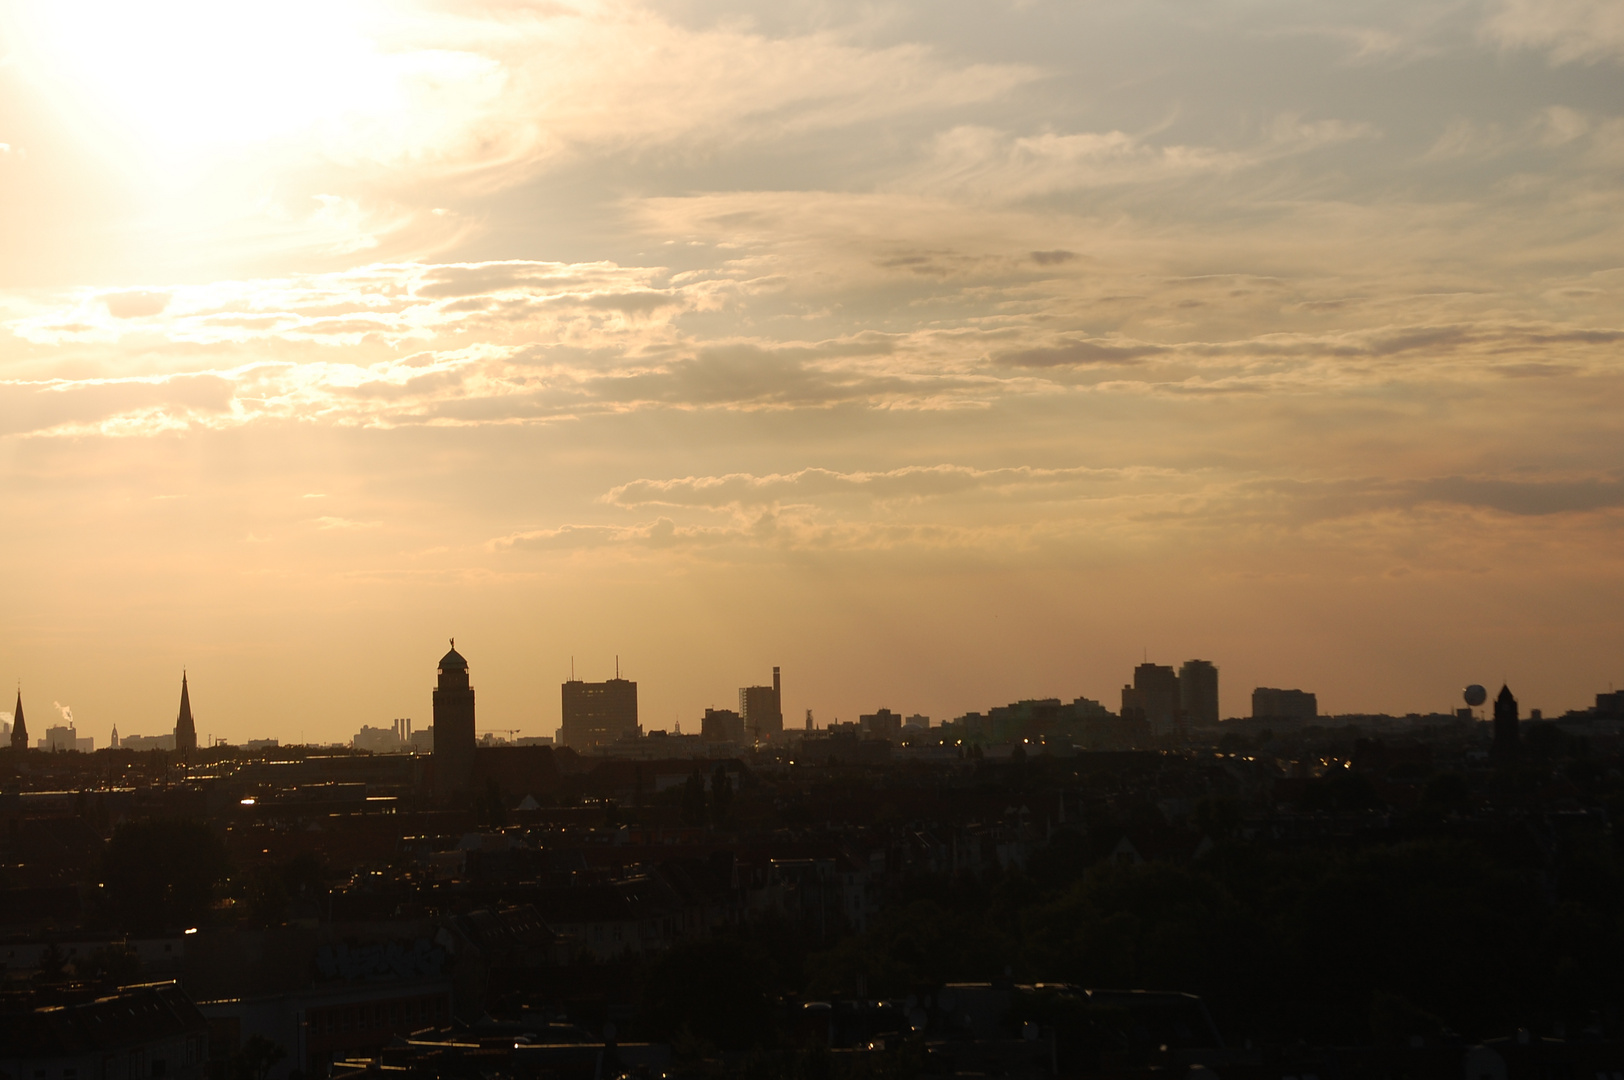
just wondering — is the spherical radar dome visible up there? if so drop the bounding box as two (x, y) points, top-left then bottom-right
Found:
(1463, 684), (1487, 707)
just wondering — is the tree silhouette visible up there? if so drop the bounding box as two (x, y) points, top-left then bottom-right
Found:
(710, 764), (734, 826)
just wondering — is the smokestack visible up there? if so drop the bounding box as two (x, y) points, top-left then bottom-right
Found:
(773, 666), (780, 694)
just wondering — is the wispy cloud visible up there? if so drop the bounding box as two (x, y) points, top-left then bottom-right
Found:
(1484, 0), (1624, 63)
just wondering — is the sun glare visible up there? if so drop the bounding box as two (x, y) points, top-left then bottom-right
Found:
(10, 0), (498, 176)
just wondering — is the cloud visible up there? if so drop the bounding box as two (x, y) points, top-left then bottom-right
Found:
(604, 464), (1149, 509)
(493, 517), (732, 550)
(903, 117), (1377, 203)
(102, 291), (171, 318)
(1485, 0), (1624, 63)
(0, 374), (236, 437)
(996, 337), (1168, 368)
(1414, 476), (1624, 516)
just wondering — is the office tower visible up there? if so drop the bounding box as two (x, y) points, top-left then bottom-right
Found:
(1493, 684), (1519, 757)
(433, 641), (477, 795)
(740, 666), (783, 742)
(174, 672), (198, 753)
(1179, 660), (1219, 726)
(561, 673), (639, 749)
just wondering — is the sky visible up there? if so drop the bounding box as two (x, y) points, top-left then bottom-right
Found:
(0, 0), (1621, 745)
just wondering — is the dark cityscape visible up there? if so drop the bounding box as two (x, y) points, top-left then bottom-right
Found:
(5, 645), (1624, 1079)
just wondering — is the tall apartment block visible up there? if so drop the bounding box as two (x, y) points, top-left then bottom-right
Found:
(1178, 660), (1220, 726)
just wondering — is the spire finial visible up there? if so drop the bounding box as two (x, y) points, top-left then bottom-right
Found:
(450, 637), (455, 649)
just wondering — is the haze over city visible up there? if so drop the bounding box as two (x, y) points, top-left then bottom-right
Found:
(2, 0), (1621, 744)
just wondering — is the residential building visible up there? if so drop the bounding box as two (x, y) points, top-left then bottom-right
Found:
(1123, 663), (1180, 735)
(1179, 660), (1220, 726)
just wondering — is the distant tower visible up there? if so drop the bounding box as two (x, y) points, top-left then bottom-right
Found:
(740, 667), (784, 742)
(1492, 684), (1519, 758)
(433, 640), (477, 797)
(174, 672), (198, 752)
(9, 690), (26, 751)
(1179, 660), (1220, 727)
(110, 724), (119, 749)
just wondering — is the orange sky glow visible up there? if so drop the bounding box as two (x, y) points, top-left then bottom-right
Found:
(1, 0), (1621, 744)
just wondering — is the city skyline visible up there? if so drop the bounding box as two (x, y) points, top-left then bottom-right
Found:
(2, 1), (1621, 743)
(0, 640), (1600, 749)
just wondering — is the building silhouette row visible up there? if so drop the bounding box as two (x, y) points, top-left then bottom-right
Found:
(5, 675), (197, 754)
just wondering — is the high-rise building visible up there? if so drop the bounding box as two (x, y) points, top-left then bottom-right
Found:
(1251, 687), (1317, 721)
(701, 707), (745, 743)
(1179, 660), (1219, 726)
(174, 673), (197, 753)
(9, 690), (26, 751)
(1493, 684), (1519, 758)
(1123, 663), (1180, 735)
(740, 666), (783, 742)
(433, 641), (476, 796)
(561, 675), (638, 749)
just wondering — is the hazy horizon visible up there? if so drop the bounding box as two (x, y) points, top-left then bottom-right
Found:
(2, 0), (1620, 743)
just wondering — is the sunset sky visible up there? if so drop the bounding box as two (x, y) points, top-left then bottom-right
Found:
(1, 0), (1621, 744)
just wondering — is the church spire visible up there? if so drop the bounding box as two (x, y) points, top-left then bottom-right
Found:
(174, 672), (197, 753)
(9, 689), (25, 751)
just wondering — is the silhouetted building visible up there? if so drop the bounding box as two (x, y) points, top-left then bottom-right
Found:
(1493, 683), (1519, 757)
(40, 723), (91, 752)
(9, 690), (26, 751)
(740, 667), (783, 741)
(561, 676), (638, 749)
(174, 672), (197, 753)
(701, 707), (745, 742)
(1122, 663), (1180, 735)
(1252, 687), (1317, 721)
(1179, 660), (1219, 726)
(860, 708), (903, 740)
(354, 723), (409, 753)
(433, 641), (476, 796)
(1, 980), (208, 1080)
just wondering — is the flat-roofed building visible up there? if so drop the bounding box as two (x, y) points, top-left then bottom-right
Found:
(701, 707), (745, 742)
(1251, 687), (1317, 721)
(1179, 660), (1219, 726)
(739, 666), (783, 742)
(1124, 663), (1180, 735)
(561, 677), (639, 749)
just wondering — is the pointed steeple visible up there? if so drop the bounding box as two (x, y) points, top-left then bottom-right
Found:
(174, 672), (197, 753)
(9, 689), (25, 751)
